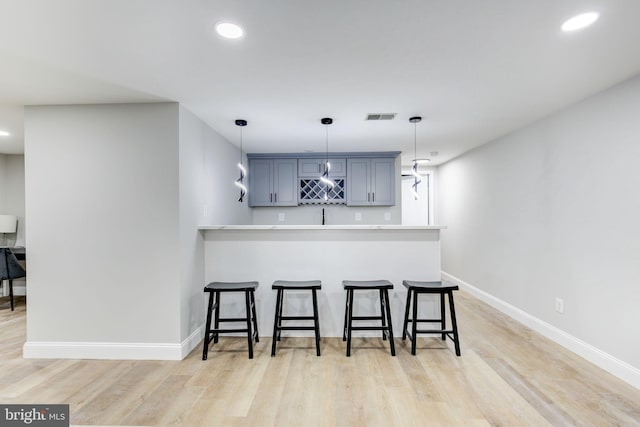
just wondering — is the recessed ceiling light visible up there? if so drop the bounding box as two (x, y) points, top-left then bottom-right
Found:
(215, 22), (244, 39)
(561, 12), (599, 32)
(0, 130), (10, 137)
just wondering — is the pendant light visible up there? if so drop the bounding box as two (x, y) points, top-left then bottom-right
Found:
(320, 117), (335, 201)
(409, 116), (422, 200)
(234, 119), (248, 202)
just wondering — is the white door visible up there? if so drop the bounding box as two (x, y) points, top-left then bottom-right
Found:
(401, 175), (429, 225)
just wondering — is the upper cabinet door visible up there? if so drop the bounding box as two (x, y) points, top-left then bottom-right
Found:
(298, 158), (347, 177)
(346, 157), (395, 206)
(249, 159), (273, 206)
(273, 159), (298, 206)
(371, 158), (395, 206)
(325, 158), (346, 176)
(346, 158), (371, 206)
(298, 158), (323, 177)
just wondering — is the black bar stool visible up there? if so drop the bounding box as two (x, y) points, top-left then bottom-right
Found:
(271, 280), (322, 357)
(342, 280), (395, 357)
(202, 281), (259, 360)
(402, 280), (461, 356)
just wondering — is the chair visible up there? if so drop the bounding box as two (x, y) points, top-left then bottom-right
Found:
(202, 281), (260, 360)
(401, 280), (461, 356)
(342, 280), (395, 357)
(271, 280), (322, 356)
(0, 247), (26, 311)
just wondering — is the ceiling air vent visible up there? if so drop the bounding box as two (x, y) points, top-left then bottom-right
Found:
(366, 113), (396, 121)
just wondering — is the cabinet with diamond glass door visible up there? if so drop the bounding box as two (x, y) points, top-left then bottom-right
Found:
(298, 158), (346, 204)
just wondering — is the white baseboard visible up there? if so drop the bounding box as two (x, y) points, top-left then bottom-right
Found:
(442, 271), (640, 390)
(23, 326), (205, 361)
(181, 324), (204, 359)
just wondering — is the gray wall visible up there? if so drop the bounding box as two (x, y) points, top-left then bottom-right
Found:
(178, 105), (251, 345)
(25, 103), (182, 344)
(437, 74), (640, 373)
(0, 154), (25, 246)
(24, 102), (250, 357)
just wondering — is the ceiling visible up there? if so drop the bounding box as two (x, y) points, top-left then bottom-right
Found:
(1, 1), (640, 165)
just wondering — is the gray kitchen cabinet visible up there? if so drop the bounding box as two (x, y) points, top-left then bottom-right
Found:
(248, 158), (298, 206)
(346, 157), (395, 206)
(298, 158), (346, 177)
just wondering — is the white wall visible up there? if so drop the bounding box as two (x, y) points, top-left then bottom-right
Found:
(24, 103), (182, 357)
(437, 74), (640, 386)
(178, 106), (251, 351)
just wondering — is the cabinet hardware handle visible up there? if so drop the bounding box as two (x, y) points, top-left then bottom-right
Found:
(367, 192), (370, 202)
(275, 193), (277, 203)
(372, 193), (375, 202)
(270, 193), (273, 202)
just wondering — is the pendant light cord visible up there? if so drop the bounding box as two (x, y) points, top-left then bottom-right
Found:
(414, 120), (417, 159)
(325, 125), (329, 164)
(239, 126), (243, 164)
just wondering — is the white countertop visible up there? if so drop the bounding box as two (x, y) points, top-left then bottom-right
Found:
(198, 224), (445, 230)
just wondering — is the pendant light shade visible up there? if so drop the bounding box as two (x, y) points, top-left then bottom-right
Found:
(320, 118), (335, 201)
(409, 116), (422, 200)
(235, 119), (248, 202)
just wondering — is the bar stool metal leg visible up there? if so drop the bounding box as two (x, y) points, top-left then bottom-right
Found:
(379, 289), (387, 341)
(342, 290), (349, 342)
(383, 289), (396, 356)
(245, 290), (254, 359)
(271, 288), (282, 356)
(250, 290), (259, 342)
(440, 292), (446, 341)
(402, 288), (411, 341)
(213, 290), (220, 344)
(202, 291), (215, 360)
(411, 289), (418, 355)
(312, 288), (321, 356)
(277, 289), (284, 341)
(448, 290), (461, 356)
(346, 289), (354, 357)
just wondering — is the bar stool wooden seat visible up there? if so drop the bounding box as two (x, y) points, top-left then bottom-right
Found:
(202, 281), (259, 360)
(402, 280), (461, 356)
(342, 280), (395, 357)
(271, 280), (322, 356)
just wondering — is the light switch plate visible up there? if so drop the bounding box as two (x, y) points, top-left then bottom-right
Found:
(278, 213), (285, 222)
(355, 212), (362, 221)
(384, 212), (391, 221)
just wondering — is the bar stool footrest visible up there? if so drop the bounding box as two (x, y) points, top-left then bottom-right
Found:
(279, 316), (316, 321)
(276, 326), (317, 331)
(208, 328), (250, 334)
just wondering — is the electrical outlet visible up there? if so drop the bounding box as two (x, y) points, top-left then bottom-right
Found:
(355, 212), (362, 221)
(278, 213), (285, 222)
(555, 297), (564, 314)
(384, 212), (391, 221)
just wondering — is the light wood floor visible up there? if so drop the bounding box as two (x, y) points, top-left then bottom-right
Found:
(1, 293), (639, 427)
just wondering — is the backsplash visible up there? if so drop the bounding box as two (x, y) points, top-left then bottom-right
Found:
(251, 204), (401, 225)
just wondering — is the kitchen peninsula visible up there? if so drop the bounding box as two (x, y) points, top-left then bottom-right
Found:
(199, 225), (445, 337)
